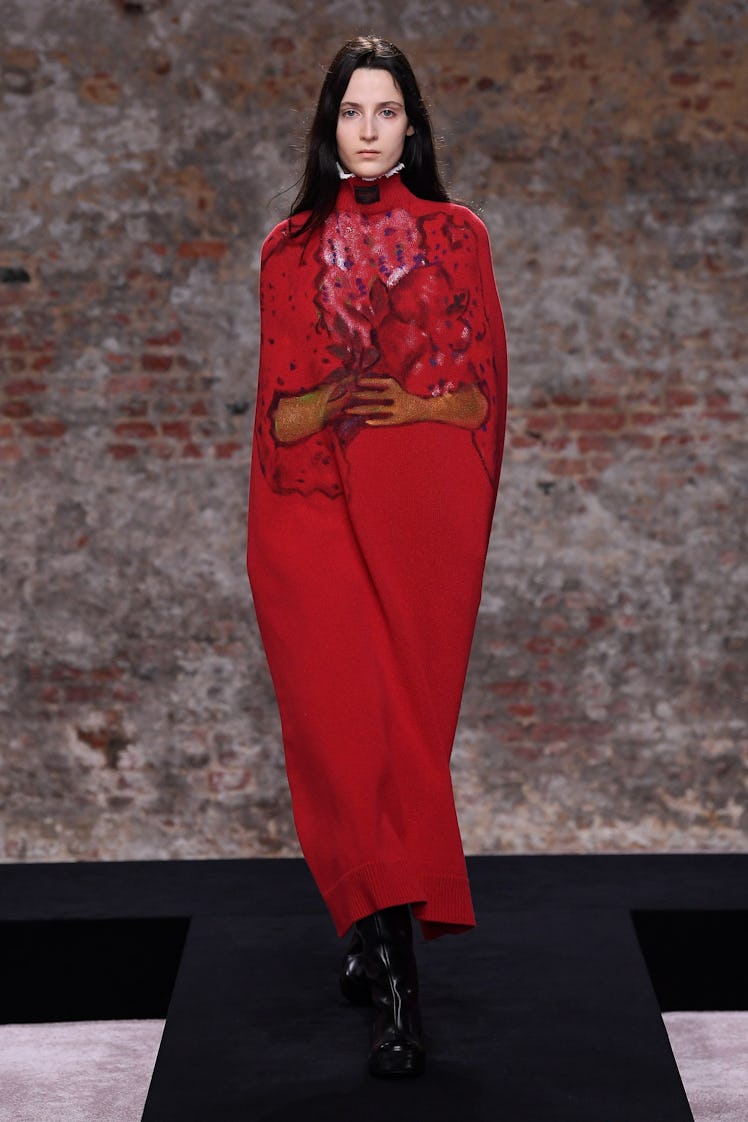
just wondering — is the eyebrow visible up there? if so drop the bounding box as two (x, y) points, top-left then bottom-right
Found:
(339, 100), (405, 109)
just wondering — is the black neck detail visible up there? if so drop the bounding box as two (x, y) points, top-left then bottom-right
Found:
(354, 184), (381, 205)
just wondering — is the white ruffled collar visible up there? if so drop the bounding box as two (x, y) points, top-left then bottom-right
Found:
(336, 161), (405, 182)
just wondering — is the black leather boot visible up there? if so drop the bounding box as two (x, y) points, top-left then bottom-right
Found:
(354, 905), (425, 1077)
(339, 928), (372, 1005)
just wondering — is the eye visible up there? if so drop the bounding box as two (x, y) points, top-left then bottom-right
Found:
(340, 108), (358, 119)
(380, 108), (396, 118)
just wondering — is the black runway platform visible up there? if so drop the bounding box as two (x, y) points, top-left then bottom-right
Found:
(1, 855), (746, 1121)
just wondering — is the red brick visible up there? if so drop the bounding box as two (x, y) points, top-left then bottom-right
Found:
(108, 443), (139, 459)
(547, 457), (588, 476)
(31, 354), (54, 371)
(181, 442), (202, 458)
(669, 72), (700, 87)
(564, 411), (625, 431)
(623, 434), (657, 449)
(214, 441), (243, 459)
(22, 418), (66, 438)
(587, 394), (619, 409)
(2, 400), (33, 418)
(153, 442), (176, 459)
(141, 353), (173, 372)
(120, 401), (149, 418)
(146, 329), (182, 346)
(0, 444), (22, 462)
(5, 378), (46, 396)
(525, 411), (559, 433)
(546, 436), (571, 452)
(90, 666), (122, 681)
(177, 240), (228, 261)
(106, 374), (155, 395)
(551, 392), (583, 407)
(490, 680), (529, 698)
(113, 420), (157, 438)
(65, 684), (104, 703)
(161, 420), (192, 440)
(507, 703), (537, 720)
(525, 637), (555, 655)
(660, 433), (693, 446)
(665, 390), (698, 407)
(577, 434), (612, 453)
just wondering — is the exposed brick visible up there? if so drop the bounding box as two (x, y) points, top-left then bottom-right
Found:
(146, 329), (182, 346)
(214, 440), (242, 459)
(177, 240), (229, 260)
(21, 418), (66, 438)
(577, 434), (612, 453)
(551, 392), (583, 407)
(669, 72), (700, 87)
(161, 420), (192, 440)
(5, 378), (46, 396)
(490, 681), (530, 698)
(107, 443), (139, 459)
(665, 390), (698, 408)
(1, 0), (744, 867)
(106, 374), (155, 394)
(524, 411), (559, 433)
(141, 353), (173, 372)
(1, 400), (33, 419)
(563, 411), (626, 432)
(113, 420), (157, 438)
(547, 457), (589, 477)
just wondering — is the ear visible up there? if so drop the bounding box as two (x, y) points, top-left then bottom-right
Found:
(406, 123), (415, 136)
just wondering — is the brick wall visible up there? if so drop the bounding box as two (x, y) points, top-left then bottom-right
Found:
(1, 0), (745, 861)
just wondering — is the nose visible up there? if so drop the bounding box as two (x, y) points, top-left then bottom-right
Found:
(359, 112), (378, 141)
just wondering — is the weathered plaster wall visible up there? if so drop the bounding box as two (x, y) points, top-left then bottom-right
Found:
(1, 0), (746, 862)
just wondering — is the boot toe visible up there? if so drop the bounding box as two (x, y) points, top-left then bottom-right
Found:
(369, 1039), (425, 1078)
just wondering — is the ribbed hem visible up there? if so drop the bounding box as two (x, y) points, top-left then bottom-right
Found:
(322, 860), (475, 940)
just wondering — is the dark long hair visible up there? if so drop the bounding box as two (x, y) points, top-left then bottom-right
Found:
(289, 36), (449, 237)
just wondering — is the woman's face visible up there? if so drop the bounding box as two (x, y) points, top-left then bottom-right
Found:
(335, 67), (414, 179)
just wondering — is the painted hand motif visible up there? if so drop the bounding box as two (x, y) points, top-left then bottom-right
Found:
(274, 376), (357, 444)
(345, 376), (430, 427)
(345, 376), (488, 430)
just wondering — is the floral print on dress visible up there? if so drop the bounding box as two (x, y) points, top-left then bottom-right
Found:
(256, 203), (501, 499)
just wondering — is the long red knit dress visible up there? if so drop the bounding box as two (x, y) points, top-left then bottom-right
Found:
(247, 172), (507, 940)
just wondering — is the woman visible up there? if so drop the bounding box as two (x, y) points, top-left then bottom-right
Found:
(247, 36), (507, 1077)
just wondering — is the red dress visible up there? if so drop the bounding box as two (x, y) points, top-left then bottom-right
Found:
(247, 172), (507, 939)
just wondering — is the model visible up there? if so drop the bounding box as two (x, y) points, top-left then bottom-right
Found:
(247, 34), (508, 1077)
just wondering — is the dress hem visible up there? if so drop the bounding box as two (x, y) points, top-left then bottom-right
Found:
(322, 859), (476, 941)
